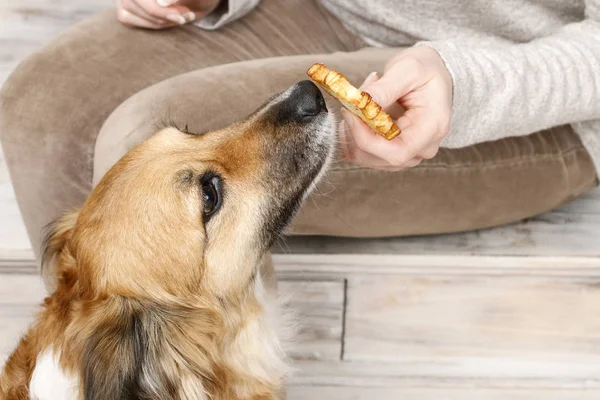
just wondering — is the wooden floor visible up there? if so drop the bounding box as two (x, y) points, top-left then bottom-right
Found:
(2, 1), (600, 399)
(2, 255), (600, 399)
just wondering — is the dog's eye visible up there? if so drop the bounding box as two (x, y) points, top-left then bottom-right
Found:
(201, 174), (222, 221)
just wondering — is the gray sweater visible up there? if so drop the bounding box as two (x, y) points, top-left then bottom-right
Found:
(197, 0), (600, 172)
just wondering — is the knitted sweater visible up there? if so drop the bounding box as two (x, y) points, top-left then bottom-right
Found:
(197, 0), (600, 172)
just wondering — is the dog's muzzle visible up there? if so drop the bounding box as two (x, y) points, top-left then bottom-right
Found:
(276, 80), (328, 123)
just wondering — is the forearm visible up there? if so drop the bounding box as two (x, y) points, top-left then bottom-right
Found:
(420, 19), (600, 148)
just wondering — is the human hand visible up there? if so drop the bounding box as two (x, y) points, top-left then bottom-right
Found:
(339, 46), (453, 170)
(116, 0), (220, 29)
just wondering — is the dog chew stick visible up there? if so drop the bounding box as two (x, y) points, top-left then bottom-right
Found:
(307, 63), (401, 140)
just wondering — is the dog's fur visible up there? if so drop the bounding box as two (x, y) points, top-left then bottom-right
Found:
(0, 81), (334, 400)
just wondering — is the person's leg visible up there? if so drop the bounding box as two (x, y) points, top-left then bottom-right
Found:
(292, 125), (597, 236)
(0, 0), (363, 260)
(94, 48), (598, 238)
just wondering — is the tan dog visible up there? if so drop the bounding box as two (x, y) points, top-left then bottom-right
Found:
(0, 80), (333, 400)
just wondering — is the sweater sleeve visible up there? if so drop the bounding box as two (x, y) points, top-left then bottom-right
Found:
(418, 0), (600, 149)
(195, 0), (260, 30)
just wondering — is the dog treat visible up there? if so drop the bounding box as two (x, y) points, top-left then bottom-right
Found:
(307, 63), (401, 140)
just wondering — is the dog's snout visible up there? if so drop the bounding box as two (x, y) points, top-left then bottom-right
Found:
(288, 80), (327, 120)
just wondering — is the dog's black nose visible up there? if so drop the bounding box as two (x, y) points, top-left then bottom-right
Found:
(289, 80), (327, 120)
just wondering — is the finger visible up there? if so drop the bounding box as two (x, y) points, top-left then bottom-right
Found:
(343, 110), (411, 165)
(117, 8), (169, 29)
(359, 72), (379, 90)
(122, 0), (170, 24)
(378, 156), (423, 171)
(419, 142), (440, 160)
(342, 117), (418, 170)
(340, 113), (392, 168)
(342, 109), (395, 160)
(362, 56), (425, 109)
(400, 157), (423, 169)
(347, 109), (437, 167)
(135, 0), (195, 24)
(359, 70), (407, 119)
(380, 111), (440, 165)
(378, 130), (433, 166)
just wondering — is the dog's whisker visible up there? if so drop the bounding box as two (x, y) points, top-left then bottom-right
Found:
(275, 236), (292, 255)
(308, 195), (326, 213)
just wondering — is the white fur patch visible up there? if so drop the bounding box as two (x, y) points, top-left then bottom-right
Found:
(226, 275), (292, 398)
(29, 348), (79, 400)
(179, 376), (208, 400)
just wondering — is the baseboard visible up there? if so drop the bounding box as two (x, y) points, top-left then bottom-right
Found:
(2, 253), (600, 276)
(0, 258), (37, 274)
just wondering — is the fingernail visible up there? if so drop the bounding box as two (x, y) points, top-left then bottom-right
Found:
(157, 0), (176, 6)
(166, 13), (186, 24)
(184, 11), (196, 22)
(360, 72), (379, 89)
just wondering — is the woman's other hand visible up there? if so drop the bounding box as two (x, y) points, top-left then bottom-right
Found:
(116, 0), (220, 29)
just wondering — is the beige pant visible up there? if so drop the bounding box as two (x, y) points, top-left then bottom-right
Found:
(1, 0), (596, 261)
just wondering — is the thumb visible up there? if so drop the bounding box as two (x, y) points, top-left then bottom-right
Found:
(359, 72), (379, 90)
(362, 57), (423, 109)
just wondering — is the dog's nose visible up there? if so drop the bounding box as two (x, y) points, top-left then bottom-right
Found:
(289, 80), (327, 120)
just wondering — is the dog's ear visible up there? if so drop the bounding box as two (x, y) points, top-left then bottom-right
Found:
(81, 301), (179, 400)
(41, 210), (80, 276)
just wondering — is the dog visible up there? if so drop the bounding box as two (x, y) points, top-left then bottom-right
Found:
(0, 80), (333, 400)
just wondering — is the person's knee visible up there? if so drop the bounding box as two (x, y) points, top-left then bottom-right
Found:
(93, 61), (290, 185)
(0, 10), (118, 147)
